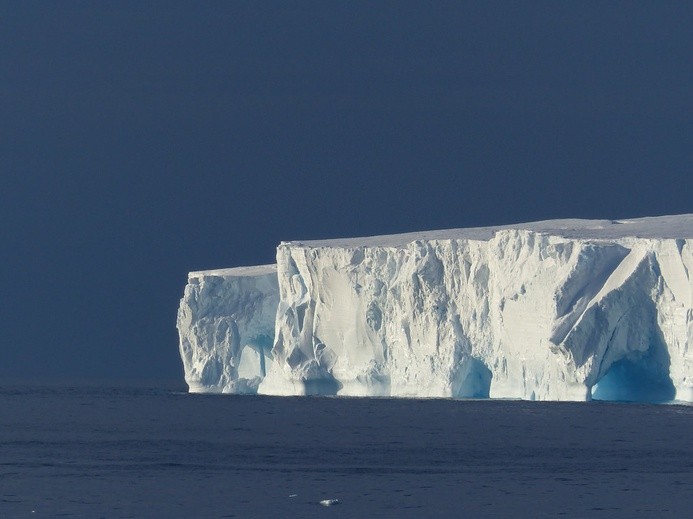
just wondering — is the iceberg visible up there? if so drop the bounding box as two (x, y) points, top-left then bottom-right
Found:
(177, 265), (278, 393)
(177, 215), (692, 402)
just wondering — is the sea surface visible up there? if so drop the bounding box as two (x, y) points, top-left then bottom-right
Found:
(0, 386), (691, 518)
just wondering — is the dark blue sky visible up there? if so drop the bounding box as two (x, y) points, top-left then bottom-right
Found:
(1, 2), (691, 384)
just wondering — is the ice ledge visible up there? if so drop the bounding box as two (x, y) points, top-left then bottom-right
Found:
(177, 264), (278, 394)
(178, 215), (693, 402)
(188, 264), (276, 279)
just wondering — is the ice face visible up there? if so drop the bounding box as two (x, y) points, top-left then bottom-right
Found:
(176, 265), (278, 393)
(177, 215), (693, 402)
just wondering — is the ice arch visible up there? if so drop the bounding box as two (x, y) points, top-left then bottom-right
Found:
(453, 358), (492, 399)
(591, 343), (676, 403)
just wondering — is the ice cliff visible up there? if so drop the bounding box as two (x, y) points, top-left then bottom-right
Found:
(177, 265), (278, 394)
(177, 215), (692, 402)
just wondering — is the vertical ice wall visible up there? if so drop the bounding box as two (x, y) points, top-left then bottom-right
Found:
(177, 265), (278, 393)
(260, 232), (692, 401)
(177, 216), (692, 401)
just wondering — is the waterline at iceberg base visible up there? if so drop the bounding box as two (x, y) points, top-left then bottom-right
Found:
(177, 215), (692, 403)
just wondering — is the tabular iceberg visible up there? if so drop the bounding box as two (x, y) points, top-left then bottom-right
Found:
(177, 215), (692, 402)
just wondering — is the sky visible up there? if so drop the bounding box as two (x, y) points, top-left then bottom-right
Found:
(1, 1), (691, 385)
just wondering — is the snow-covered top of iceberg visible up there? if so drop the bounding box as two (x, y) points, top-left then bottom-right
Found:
(189, 264), (277, 279)
(283, 214), (693, 249)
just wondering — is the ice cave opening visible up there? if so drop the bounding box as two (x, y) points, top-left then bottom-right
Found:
(453, 358), (492, 399)
(303, 378), (343, 396)
(590, 346), (675, 403)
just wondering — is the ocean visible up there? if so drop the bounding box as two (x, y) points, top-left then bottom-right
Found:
(0, 386), (691, 518)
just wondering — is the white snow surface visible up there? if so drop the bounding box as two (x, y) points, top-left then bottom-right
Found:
(177, 215), (693, 401)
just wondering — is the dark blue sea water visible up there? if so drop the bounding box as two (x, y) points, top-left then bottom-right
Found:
(1, 386), (691, 518)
